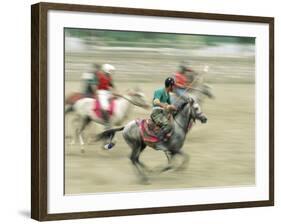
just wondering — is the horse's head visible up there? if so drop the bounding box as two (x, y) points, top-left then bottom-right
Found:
(127, 89), (150, 109)
(177, 96), (207, 124)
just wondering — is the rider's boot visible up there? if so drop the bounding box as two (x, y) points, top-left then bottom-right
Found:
(101, 110), (115, 150)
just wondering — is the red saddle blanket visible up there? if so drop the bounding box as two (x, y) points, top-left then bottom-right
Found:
(136, 119), (161, 143)
(92, 99), (115, 119)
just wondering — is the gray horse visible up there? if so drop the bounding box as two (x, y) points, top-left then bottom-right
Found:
(96, 97), (207, 184)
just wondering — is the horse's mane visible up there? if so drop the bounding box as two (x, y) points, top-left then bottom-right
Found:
(173, 100), (189, 118)
(173, 95), (197, 118)
(178, 101), (189, 111)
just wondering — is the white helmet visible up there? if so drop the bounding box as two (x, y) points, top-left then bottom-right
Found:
(102, 64), (115, 75)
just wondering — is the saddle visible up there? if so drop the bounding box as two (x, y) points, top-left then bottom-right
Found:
(136, 119), (160, 143)
(136, 119), (173, 144)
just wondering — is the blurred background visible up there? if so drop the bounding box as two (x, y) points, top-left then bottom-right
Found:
(64, 28), (255, 194)
(65, 28), (255, 83)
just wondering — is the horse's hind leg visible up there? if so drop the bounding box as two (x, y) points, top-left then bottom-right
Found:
(135, 149), (151, 173)
(130, 146), (149, 184)
(123, 121), (149, 184)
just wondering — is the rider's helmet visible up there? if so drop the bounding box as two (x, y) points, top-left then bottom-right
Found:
(101, 64), (115, 75)
(165, 77), (175, 88)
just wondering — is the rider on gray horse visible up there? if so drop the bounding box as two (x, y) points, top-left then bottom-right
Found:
(151, 77), (177, 141)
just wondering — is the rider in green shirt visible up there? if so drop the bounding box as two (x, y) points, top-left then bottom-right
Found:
(151, 77), (177, 141)
(81, 64), (101, 97)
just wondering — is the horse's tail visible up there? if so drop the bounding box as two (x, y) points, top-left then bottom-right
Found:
(65, 92), (84, 105)
(95, 126), (125, 142)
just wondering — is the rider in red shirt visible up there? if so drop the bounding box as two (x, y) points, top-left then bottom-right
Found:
(93, 64), (115, 129)
(174, 61), (198, 97)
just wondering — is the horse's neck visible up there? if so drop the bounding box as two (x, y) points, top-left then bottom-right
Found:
(174, 107), (191, 135)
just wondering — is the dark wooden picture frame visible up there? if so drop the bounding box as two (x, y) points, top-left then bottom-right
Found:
(31, 2), (274, 221)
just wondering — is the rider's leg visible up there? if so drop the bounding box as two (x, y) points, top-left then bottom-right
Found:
(150, 109), (163, 126)
(160, 118), (173, 141)
(98, 90), (111, 130)
(151, 109), (172, 141)
(101, 109), (111, 130)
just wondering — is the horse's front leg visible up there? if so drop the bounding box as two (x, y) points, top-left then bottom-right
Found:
(70, 114), (87, 145)
(159, 150), (189, 173)
(164, 150), (172, 163)
(78, 131), (85, 153)
(77, 116), (91, 153)
(68, 115), (80, 145)
(137, 159), (152, 173)
(155, 151), (176, 173)
(175, 150), (190, 171)
(161, 155), (175, 172)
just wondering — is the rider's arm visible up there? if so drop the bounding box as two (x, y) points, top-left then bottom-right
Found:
(109, 75), (114, 88)
(109, 75), (120, 97)
(166, 96), (176, 111)
(153, 98), (176, 111)
(153, 98), (168, 109)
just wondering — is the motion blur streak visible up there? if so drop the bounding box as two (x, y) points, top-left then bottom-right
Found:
(64, 29), (255, 194)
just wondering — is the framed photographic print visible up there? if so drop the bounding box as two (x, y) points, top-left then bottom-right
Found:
(31, 2), (274, 221)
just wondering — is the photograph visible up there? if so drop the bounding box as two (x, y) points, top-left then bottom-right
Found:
(64, 28), (255, 194)
(31, 3), (273, 220)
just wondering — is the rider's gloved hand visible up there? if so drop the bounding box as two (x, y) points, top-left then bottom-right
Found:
(167, 105), (177, 111)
